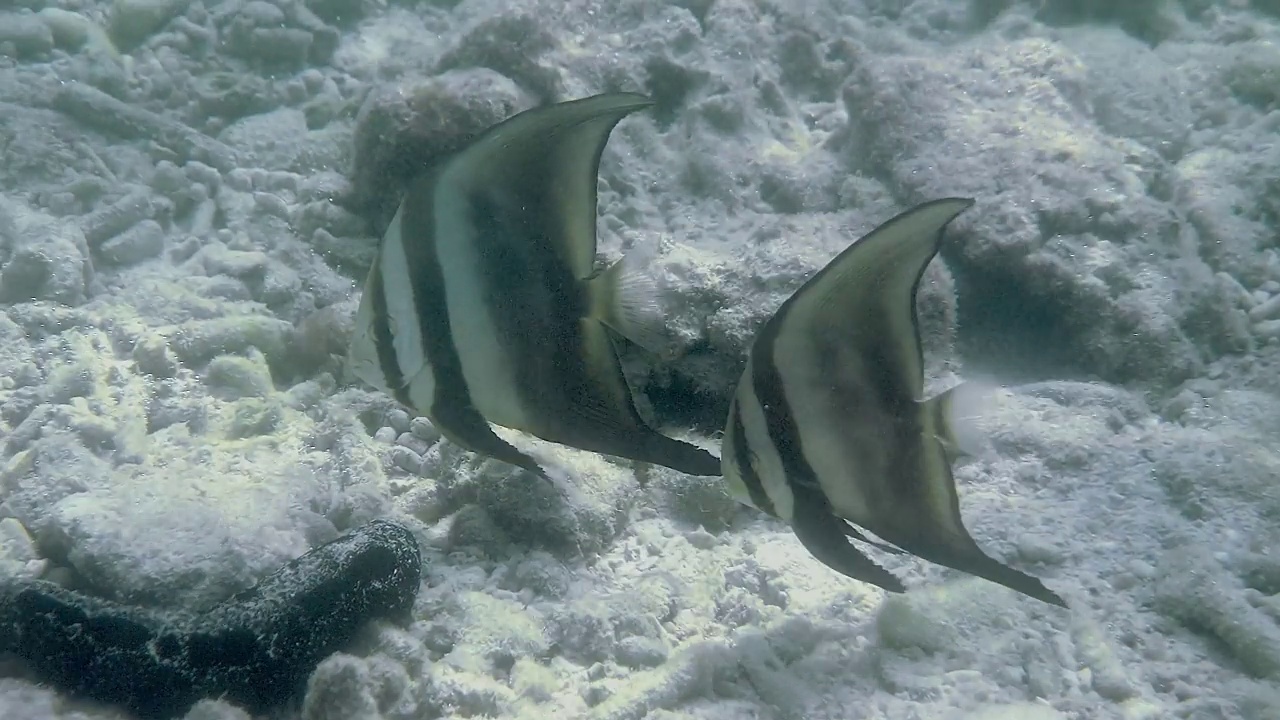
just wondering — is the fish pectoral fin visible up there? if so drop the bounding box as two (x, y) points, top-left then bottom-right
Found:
(791, 488), (906, 594)
(925, 380), (1003, 459)
(587, 239), (669, 354)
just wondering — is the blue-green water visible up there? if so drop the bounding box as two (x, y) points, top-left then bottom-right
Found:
(1, 1), (1279, 718)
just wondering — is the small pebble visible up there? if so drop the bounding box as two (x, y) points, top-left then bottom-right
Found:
(386, 408), (410, 434)
(395, 432), (431, 456)
(390, 445), (423, 474)
(1255, 319), (1280, 340)
(1016, 536), (1064, 565)
(615, 636), (668, 668)
(0, 12), (55, 58)
(686, 529), (717, 550)
(409, 416), (440, 444)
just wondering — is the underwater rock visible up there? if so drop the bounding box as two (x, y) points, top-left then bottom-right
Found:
(0, 518), (422, 719)
(108, 0), (189, 51)
(204, 351), (275, 400)
(53, 82), (239, 172)
(350, 67), (533, 229)
(842, 38), (1206, 387)
(0, 11), (55, 58)
(80, 187), (159, 247)
(304, 0), (380, 25)
(217, 0), (339, 70)
(1172, 143), (1280, 287)
(0, 196), (94, 306)
(1153, 546), (1280, 680)
(289, 299), (357, 378)
(434, 12), (561, 102)
(1058, 26), (1193, 159)
(1031, 0), (1183, 44)
(167, 314), (296, 369)
(97, 217), (167, 266)
(192, 71), (275, 121)
(429, 434), (642, 559)
(215, 107), (312, 172)
(36, 8), (96, 50)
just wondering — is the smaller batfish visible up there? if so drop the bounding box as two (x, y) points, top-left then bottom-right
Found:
(348, 92), (721, 480)
(721, 198), (1066, 607)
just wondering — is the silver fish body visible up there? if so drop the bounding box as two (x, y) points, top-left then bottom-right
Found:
(348, 92), (721, 480)
(722, 198), (1066, 607)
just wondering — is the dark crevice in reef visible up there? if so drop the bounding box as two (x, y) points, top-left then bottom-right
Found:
(644, 369), (730, 438)
(948, 258), (1094, 385)
(643, 57), (703, 130)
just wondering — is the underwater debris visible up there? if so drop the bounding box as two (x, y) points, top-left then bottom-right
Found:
(53, 82), (238, 172)
(0, 518), (421, 719)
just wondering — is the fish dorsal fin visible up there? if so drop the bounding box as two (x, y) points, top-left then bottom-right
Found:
(767, 198), (975, 402)
(447, 92), (655, 281)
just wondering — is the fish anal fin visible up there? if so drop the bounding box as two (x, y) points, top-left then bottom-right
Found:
(791, 487), (907, 594)
(432, 400), (551, 481)
(913, 534), (1067, 608)
(564, 319), (646, 430)
(870, 513), (1067, 608)
(535, 319), (721, 476)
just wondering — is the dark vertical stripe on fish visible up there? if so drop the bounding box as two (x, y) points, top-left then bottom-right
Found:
(367, 261), (409, 407)
(397, 171), (475, 425)
(467, 186), (590, 425)
(749, 316), (823, 490)
(731, 401), (776, 517)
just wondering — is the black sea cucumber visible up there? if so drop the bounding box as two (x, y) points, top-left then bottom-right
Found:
(0, 518), (422, 719)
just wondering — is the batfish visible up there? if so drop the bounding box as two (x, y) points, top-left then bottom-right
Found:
(348, 92), (722, 480)
(720, 197), (1066, 606)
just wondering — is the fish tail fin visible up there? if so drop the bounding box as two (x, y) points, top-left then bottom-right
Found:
(588, 243), (668, 353)
(926, 380), (1004, 458)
